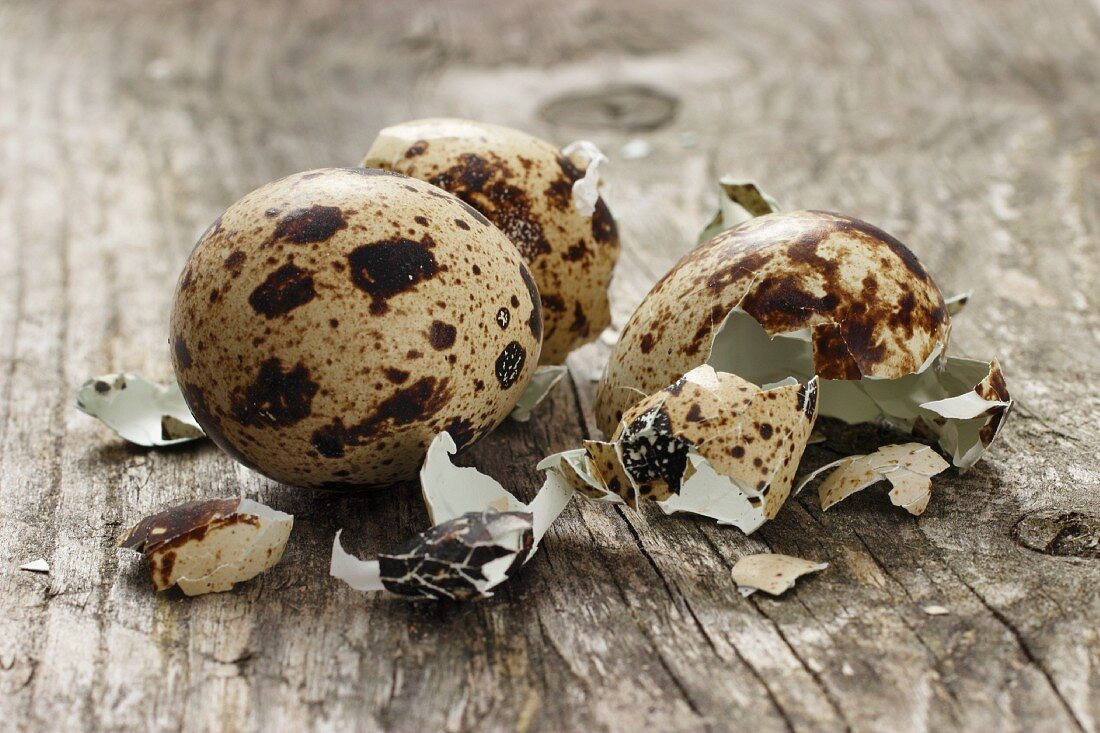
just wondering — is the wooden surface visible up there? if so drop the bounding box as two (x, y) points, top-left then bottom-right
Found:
(1, 1), (1098, 731)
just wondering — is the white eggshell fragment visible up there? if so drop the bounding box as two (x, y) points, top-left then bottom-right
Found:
(732, 553), (828, 597)
(170, 168), (542, 488)
(363, 119), (620, 364)
(119, 497), (293, 595)
(595, 209), (951, 435)
(75, 373), (204, 447)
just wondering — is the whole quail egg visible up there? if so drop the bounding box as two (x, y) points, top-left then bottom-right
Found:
(170, 168), (542, 489)
(595, 210), (949, 434)
(362, 119), (619, 364)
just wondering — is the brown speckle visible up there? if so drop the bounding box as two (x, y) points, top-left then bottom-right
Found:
(347, 237), (439, 314)
(248, 263), (316, 318)
(429, 321), (457, 350)
(495, 341), (526, 389)
(231, 358), (319, 428)
(269, 205), (348, 245)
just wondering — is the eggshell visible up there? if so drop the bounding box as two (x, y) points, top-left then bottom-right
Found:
(170, 168), (542, 488)
(362, 119), (619, 364)
(612, 365), (818, 517)
(595, 210), (949, 434)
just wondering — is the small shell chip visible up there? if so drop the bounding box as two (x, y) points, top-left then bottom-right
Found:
(732, 553), (828, 597)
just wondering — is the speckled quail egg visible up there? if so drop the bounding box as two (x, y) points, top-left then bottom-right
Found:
(170, 168), (542, 489)
(362, 118), (619, 364)
(595, 210), (949, 434)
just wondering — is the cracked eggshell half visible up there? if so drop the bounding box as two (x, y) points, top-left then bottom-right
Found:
(119, 497), (292, 595)
(171, 168), (542, 489)
(595, 210), (950, 435)
(363, 119), (619, 364)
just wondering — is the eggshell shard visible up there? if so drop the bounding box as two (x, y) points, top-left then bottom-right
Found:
(544, 365), (818, 532)
(362, 119), (620, 364)
(330, 431), (576, 601)
(509, 365), (569, 423)
(420, 432), (574, 548)
(118, 497), (292, 595)
(698, 177), (781, 244)
(732, 553), (828, 597)
(170, 168), (542, 488)
(75, 373), (204, 447)
(594, 209), (950, 435)
(796, 442), (950, 515)
(331, 513), (533, 601)
(19, 559), (49, 574)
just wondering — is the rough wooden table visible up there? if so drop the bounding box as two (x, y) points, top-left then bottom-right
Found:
(2, 1), (1098, 731)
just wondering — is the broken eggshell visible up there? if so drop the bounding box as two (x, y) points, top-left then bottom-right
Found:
(797, 441), (951, 515)
(732, 553), (828, 597)
(119, 497), (292, 595)
(76, 373), (204, 447)
(595, 208), (951, 434)
(595, 188), (1011, 470)
(711, 309), (1012, 469)
(171, 168), (542, 489)
(509, 364), (569, 423)
(330, 431), (575, 600)
(362, 119), (619, 364)
(542, 364), (819, 533)
(331, 512), (533, 601)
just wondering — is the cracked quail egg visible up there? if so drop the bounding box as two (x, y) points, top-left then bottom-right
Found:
(170, 167), (542, 489)
(595, 210), (949, 434)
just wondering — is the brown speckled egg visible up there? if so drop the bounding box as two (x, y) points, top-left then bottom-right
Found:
(594, 210), (949, 434)
(170, 168), (542, 489)
(362, 119), (619, 364)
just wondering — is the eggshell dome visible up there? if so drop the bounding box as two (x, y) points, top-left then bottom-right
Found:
(594, 210), (949, 434)
(170, 168), (542, 489)
(362, 119), (619, 364)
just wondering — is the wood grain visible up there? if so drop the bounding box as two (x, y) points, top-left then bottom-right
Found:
(1, 1), (1098, 731)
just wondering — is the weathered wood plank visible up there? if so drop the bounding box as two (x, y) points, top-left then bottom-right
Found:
(0, 1), (1098, 732)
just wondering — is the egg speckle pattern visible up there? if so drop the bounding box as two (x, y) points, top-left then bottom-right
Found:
(595, 210), (949, 434)
(363, 119), (619, 364)
(170, 168), (542, 489)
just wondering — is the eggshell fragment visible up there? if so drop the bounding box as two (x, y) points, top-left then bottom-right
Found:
(543, 365), (819, 532)
(119, 497), (292, 595)
(331, 513), (533, 601)
(171, 168), (542, 488)
(732, 553), (828, 597)
(595, 209), (950, 435)
(797, 442), (950, 515)
(509, 365), (569, 423)
(363, 119), (620, 364)
(697, 177), (781, 244)
(330, 431), (576, 601)
(75, 373), (204, 447)
(420, 432), (574, 548)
